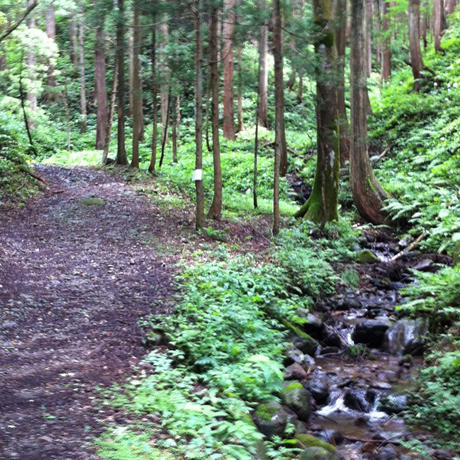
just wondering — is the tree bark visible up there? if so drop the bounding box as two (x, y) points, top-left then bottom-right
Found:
(172, 95), (180, 163)
(149, 25), (158, 173)
(409, 0), (424, 91)
(102, 65), (117, 164)
(258, 0), (269, 128)
(79, 20), (87, 133)
(116, 0), (128, 165)
(160, 19), (170, 144)
(236, 44), (244, 132)
(295, 0), (340, 224)
(273, 1), (288, 178)
(381, 1), (391, 81)
(26, 0), (36, 129)
(194, 0), (205, 230)
(223, 0), (236, 140)
(69, 14), (78, 74)
(334, 0), (350, 167)
(350, 0), (387, 224)
(95, 22), (108, 150)
(131, 0), (142, 169)
(445, 0), (457, 14)
(365, 0), (373, 75)
(208, 7), (223, 220)
(433, 0), (446, 52)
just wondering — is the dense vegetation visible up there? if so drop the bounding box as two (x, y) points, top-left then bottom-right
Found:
(1, 0), (459, 459)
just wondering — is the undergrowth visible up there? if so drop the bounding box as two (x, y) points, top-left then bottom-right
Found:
(95, 220), (358, 459)
(371, 12), (460, 255)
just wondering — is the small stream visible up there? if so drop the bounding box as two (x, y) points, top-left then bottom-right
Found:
(271, 230), (447, 459)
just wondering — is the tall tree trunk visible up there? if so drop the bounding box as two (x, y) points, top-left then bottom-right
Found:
(45, 5), (57, 98)
(350, 0), (387, 224)
(334, 0), (350, 167)
(208, 7), (223, 220)
(172, 95), (180, 163)
(381, 0), (391, 81)
(223, 0), (236, 140)
(375, 0), (381, 67)
(79, 20), (87, 133)
(295, 0), (340, 224)
(194, 0), (205, 230)
(149, 26), (158, 173)
(128, 22), (134, 117)
(258, 0), (269, 128)
(95, 22), (108, 150)
(131, 0), (142, 168)
(116, 0), (128, 165)
(365, 0), (373, 75)
(445, 0), (457, 14)
(69, 14), (78, 73)
(409, 0), (424, 91)
(160, 20), (170, 144)
(433, 0), (446, 52)
(272, 0), (288, 177)
(102, 65), (117, 164)
(272, 0), (283, 235)
(236, 44), (244, 132)
(26, 0), (36, 129)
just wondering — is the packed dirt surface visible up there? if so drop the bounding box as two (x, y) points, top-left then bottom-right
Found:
(0, 165), (185, 460)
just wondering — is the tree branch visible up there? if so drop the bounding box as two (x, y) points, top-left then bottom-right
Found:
(0, 1), (38, 43)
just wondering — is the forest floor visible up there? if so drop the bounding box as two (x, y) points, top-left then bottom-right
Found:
(0, 165), (196, 459)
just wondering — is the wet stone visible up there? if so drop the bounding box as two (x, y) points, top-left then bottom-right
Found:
(352, 319), (391, 348)
(385, 318), (427, 356)
(253, 401), (288, 438)
(280, 381), (312, 421)
(376, 445), (399, 460)
(378, 394), (407, 414)
(305, 379), (329, 405)
(293, 335), (319, 357)
(285, 363), (308, 381)
(343, 388), (372, 412)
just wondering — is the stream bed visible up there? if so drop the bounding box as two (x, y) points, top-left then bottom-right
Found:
(255, 229), (452, 459)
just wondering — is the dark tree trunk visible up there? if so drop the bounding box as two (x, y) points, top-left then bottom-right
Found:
(258, 0), (269, 128)
(149, 26), (158, 173)
(295, 0), (340, 224)
(79, 20), (87, 133)
(350, 0), (387, 224)
(102, 65), (117, 164)
(172, 95), (180, 163)
(273, 0), (283, 234)
(334, 0), (350, 167)
(381, 1), (391, 81)
(223, 0), (236, 140)
(160, 20), (170, 144)
(208, 7), (223, 220)
(26, 0), (36, 129)
(273, 2), (288, 178)
(95, 23), (108, 150)
(409, 0), (424, 91)
(194, 0), (205, 230)
(236, 44), (244, 132)
(131, 0), (142, 169)
(116, 0), (128, 165)
(433, 0), (446, 52)
(445, 0), (457, 14)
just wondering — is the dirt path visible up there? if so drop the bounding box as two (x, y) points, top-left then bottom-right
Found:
(0, 165), (181, 460)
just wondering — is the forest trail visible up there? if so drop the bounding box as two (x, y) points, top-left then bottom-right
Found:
(0, 165), (178, 460)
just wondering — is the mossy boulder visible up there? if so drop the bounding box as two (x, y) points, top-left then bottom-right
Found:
(295, 434), (337, 453)
(299, 446), (338, 460)
(356, 249), (379, 263)
(280, 382), (312, 421)
(253, 401), (288, 438)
